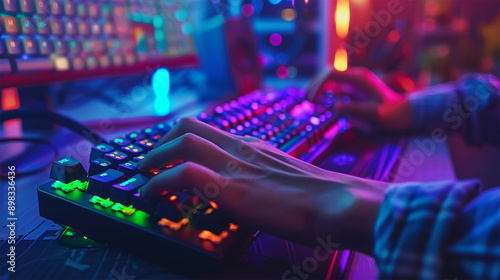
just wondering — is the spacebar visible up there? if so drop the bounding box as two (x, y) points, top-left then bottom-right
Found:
(16, 58), (53, 72)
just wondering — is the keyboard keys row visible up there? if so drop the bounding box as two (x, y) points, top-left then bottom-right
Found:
(2, 0), (111, 18)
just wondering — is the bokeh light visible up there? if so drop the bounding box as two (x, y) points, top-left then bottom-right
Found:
(269, 33), (283, 46)
(281, 8), (297, 21)
(276, 66), (289, 78)
(269, 0), (281, 5)
(242, 4), (254, 17)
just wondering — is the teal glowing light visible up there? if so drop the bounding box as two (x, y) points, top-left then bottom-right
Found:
(269, 0), (281, 4)
(152, 68), (171, 116)
(181, 23), (192, 35)
(175, 9), (188, 21)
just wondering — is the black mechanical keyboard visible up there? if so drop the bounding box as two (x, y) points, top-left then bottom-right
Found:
(37, 87), (345, 270)
(0, 0), (197, 87)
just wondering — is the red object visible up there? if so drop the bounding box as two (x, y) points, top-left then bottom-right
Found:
(223, 17), (263, 95)
(1, 87), (20, 111)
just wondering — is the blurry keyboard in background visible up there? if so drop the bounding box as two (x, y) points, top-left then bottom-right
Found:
(0, 0), (198, 87)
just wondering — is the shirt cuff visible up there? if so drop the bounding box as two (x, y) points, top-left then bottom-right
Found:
(373, 180), (482, 280)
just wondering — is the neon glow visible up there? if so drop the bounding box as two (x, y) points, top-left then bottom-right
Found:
(152, 68), (171, 116)
(198, 230), (229, 244)
(158, 218), (189, 231)
(241, 4), (254, 17)
(333, 47), (348, 72)
(276, 66), (289, 79)
(52, 180), (88, 193)
(335, 0), (350, 39)
(269, 33), (283, 46)
(1, 88), (20, 111)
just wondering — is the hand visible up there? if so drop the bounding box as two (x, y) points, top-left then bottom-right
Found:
(306, 67), (414, 133)
(137, 117), (388, 255)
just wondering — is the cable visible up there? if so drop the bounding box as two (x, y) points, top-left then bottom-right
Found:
(0, 137), (58, 178)
(0, 109), (106, 145)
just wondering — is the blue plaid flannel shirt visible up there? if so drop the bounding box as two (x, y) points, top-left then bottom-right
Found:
(374, 74), (500, 279)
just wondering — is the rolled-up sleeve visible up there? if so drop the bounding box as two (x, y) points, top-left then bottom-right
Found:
(374, 180), (500, 279)
(408, 74), (500, 146)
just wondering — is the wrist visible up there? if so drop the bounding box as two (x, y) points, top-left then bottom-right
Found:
(313, 174), (388, 255)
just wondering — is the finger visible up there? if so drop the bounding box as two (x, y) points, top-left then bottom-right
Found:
(139, 162), (221, 197)
(336, 102), (380, 123)
(137, 132), (235, 172)
(154, 117), (238, 149)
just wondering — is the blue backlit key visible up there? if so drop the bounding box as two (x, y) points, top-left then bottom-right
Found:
(87, 169), (125, 198)
(90, 143), (114, 161)
(121, 144), (143, 157)
(89, 158), (112, 176)
(104, 151), (128, 168)
(111, 137), (131, 149)
(109, 174), (149, 206)
(118, 161), (138, 177)
(135, 139), (155, 151)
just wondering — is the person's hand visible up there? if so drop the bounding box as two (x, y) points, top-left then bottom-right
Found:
(137, 117), (388, 255)
(306, 67), (414, 133)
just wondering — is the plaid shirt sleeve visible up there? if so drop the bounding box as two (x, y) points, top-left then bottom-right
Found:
(408, 74), (500, 146)
(374, 180), (500, 279)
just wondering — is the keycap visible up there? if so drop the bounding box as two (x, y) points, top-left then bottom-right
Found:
(0, 59), (11, 74)
(34, 16), (50, 34)
(194, 207), (230, 234)
(49, 0), (62, 15)
(51, 38), (66, 55)
(63, 0), (74, 16)
(76, 2), (86, 17)
(3, 37), (21, 55)
(89, 158), (112, 176)
(109, 174), (149, 206)
(71, 57), (85, 70)
(1, 16), (19, 34)
(121, 144), (143, 158)
(88, 3), (98, 17)
(155, 192), (199, 222)
(35, 0), (49, 14)
(20, 0), (34, 13)
(133, 154), (147, 162)
(77, 20), (88, 35)
(68, 39), (80, 54)
(90, 143), (114, 161)
(111, 137), (131, 149)
(49, 157), (87, 184)
(127, 132), (146, 141)
(63, 19), (76, 35)
(87, 169), (125, 198)
(21, 37), (37, 54)
(49, 18), (63, 35)
(104, 151), (128, 167)
(132, 193), (156, 215)
(2, 0), (17, 12)
(155, 123), (171, 134)
(135, 139), (155, 151)
(86, 56), (98, 70)
(19, 17), (35, 34)
(118, 161), (138, 178)
(16, 58), (53, 72)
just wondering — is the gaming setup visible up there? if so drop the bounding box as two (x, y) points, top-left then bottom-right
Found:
(1, 0), (497, 279)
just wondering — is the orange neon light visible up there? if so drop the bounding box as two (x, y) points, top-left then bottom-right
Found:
(198, 230), (229, 244)
(229, 223), (239, 232)
(158, 218), (188, 231)
(169, 195), (177, 201)
(209, 201), (218, 209)
(335, 0), (350, 39)
(333, 47), (348, 72)
(205, 208), (214, 215)
(1, 88), (20, 111)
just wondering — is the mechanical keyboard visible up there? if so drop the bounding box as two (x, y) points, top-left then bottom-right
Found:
(0, 0), (198, 87)
(37, 87), (345, 270)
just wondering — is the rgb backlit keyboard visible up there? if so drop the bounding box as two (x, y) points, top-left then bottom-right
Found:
(0, 0), (197, 87)
(37, 87), (345, 270)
